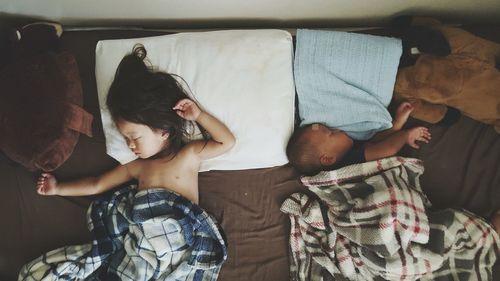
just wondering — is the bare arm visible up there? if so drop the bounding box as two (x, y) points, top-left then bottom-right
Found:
(174, 99), (235, 160)
(191, 111), (236, 159)
(36, 161), (140, 196)
(365, 126), (431, 161)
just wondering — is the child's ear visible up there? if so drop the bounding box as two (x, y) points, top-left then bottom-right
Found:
(319, 155), (336, 166)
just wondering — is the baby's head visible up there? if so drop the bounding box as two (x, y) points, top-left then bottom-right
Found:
(106, 44), (190, 159)
(286, 123), (353, 176)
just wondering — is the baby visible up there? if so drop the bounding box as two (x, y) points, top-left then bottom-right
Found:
(287, 102), (500, 237)
(287, 102), (431, 176)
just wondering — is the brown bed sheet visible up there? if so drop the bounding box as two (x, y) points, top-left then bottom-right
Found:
(1, 26), (499, 281)
(199, 167), (304, 280)
(401, 116), (500, 219)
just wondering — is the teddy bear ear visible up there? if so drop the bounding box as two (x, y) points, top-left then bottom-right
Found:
(21, 22), (63, 38)
(388, 15), (452, 68)
(406, 26), (451, 57)
(13, 22), (63, 57)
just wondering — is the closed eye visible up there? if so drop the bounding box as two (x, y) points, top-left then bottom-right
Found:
(123, 136), (140, 142)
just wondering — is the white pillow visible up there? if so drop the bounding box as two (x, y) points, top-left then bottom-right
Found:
(95, 29), (295, 171)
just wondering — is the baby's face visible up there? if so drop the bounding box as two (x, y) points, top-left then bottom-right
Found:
(116, 119), (168, 159)
(308, 124), (353, 163)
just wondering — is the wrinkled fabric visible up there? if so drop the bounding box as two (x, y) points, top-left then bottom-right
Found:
(19, 185), (227, 281)
(294, 29), (401, 140)
(281, 157), (499, 281)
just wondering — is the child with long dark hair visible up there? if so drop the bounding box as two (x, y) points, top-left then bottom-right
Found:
(35, 45), (235, 204)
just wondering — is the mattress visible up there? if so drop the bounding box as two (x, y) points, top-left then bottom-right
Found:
(0, 26), (499, 281)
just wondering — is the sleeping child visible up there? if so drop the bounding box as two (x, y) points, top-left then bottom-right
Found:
(23, 44), (234, 280)
(286, 102), (500, 235)
(36, 44), (235, 204)
(286, 102), (431, 176)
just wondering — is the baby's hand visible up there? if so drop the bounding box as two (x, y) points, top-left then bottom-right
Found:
(406, 127), (431, 149)
(173, 99), (201, 121)
(36, 173), (59, 195)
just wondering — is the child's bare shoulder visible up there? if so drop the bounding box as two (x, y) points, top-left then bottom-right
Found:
(124, 159), (145, 177)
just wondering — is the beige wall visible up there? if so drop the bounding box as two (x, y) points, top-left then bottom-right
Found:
(1, 0), (499, 28)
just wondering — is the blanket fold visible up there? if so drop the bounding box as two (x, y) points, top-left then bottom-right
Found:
(294, 29), (402, 140)
(281, 157), (499, 281)
(19, 186), (227, 281)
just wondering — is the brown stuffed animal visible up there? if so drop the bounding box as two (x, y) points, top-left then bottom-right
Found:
(0, 22), (93, 171)
(392, 17), (500, 133)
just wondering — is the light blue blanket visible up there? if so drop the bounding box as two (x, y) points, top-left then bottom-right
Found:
(294, 29), (402, 140)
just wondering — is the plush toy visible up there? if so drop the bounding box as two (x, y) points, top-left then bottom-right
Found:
(0, 22), (93, 171)
(391, 16), (500, 132)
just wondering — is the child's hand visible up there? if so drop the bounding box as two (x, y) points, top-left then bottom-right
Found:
(36, 173), (59, 195)
(406, 127), (431, 149)
(173, 99), (201, 121)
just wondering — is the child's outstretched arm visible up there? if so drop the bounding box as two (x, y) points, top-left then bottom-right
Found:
(174, 99), (235, 160)
(36, 162), (139, 196)
(364, 126), (431, 161)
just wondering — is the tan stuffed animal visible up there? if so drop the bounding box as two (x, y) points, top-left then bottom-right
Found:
(392, 17), (500, 132)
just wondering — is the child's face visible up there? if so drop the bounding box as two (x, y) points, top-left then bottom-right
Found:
(116, 119), (168, 159)
(307, 124), (353, 165)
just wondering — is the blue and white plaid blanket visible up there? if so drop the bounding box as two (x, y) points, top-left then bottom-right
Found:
(18, 185), (227, 281)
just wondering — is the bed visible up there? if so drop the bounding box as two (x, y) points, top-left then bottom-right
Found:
(1, 26), (499, 281)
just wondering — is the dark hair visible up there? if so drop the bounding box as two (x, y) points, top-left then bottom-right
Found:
(106, 44), (204, 157)
(286, 124), (322, 176)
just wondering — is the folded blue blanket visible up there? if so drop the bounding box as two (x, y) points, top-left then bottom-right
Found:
(294, 29), (402, 140)
(19, 186), (227, 281)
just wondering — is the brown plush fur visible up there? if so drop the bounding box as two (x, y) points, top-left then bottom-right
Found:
(0, 51), (93, 171)
(0, 23), (93, 171)
(394, 23), (500, 133)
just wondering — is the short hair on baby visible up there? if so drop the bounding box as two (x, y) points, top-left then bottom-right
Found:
(286, 124), (322, 176)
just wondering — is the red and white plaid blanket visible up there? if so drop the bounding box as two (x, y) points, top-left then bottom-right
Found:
(281, 157), (499, 281)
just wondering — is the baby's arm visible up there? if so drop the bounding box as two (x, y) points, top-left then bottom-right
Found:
(36, 161), (139, 196)
(371, 102), (414, 143)
(174, 99), (235, 160)
(364, 127), (431, 161)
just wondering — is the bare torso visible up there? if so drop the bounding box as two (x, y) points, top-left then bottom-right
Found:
(129, 148), (200, 204)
